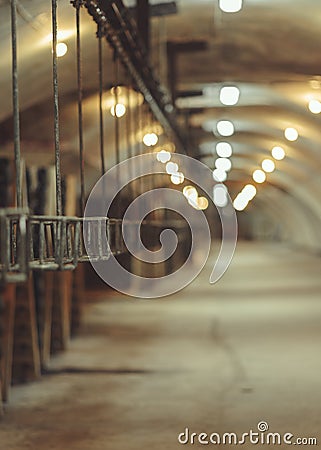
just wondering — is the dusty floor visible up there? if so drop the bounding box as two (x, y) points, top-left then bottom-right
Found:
(0, 242), (321, 449)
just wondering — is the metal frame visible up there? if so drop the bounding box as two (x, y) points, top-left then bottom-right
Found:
(79, 216), (111, 262)
(0, 0), (191, 284)
(81, 0), (188, 154)
(0, 209), (191, 282)
(0, 209), (29, 284)
(29, 216), (81, 271)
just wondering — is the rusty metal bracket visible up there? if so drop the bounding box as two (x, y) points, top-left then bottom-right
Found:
(1, 210), (190, 279)
(0, 208), (29, 285)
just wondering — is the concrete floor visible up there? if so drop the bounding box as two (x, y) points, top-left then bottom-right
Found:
(1, 242), (321, 449)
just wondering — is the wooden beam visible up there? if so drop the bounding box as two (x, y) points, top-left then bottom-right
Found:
(0, 285), (16, 402)
(12, 275), (41, 384)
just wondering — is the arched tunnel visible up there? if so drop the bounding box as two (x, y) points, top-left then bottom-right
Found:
(0, 0), (321, 448)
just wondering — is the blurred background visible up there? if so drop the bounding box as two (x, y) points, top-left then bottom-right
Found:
(0, 0), (321, 448)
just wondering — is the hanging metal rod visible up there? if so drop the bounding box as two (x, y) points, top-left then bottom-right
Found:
(80, 0), (188, 154)
(11, 0), (22, 208)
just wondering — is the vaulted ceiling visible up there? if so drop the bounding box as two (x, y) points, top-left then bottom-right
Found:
(1, 0), (321, 248)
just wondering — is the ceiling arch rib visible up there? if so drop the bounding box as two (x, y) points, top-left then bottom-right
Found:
(229, 168), (321, 226)
(177, 82), (321, 124)
(252, 189), (321, 251)
(199, 145), (321, 179)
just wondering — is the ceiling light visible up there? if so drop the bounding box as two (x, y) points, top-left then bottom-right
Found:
(188, 197), (200, 209)
(183, 186), (198, 201)
(143, 132), (158, 147)
(242, 184), (256, 201)
(213, 184), (228, 208)
(56, 42), (68, 57)
(261, 159), (275, 173)
(157, 150), (171, 163)
(213, 169), (227, 182)
(310, 79), (321, 89)
(170, 172), (184, 185)
(215, 157), (232, 172)
(219, 86), (240, 106)
(110, 103), (126, 118)
(197, 197), (209, 211)
(166, 161), (179, 175)
(284, 127), (298, 142)
(217, 120), (234, 137)
(252, 169), (266, 184)
(216, 142), (233, 158)
(44, 30), (73, 45)
(219, 0), (243, 13)
(233, 194), (248, 212)
(271, 146), (285, 161)
(308, 99), (321, 114)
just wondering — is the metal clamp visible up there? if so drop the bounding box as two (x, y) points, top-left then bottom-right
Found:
(0, 208), (29, 285)
(79, 217), (111, 262)
(29, 216), (80, 271)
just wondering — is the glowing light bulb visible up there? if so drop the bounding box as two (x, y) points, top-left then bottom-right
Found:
(110, 103), (126, 118)
(45, 30), (73, 45)
(284, 127), (298, 142)
(166, 162), (178, 175)
(170, 172), (184, 185)
(197, 197), (209, 211)
(271, 146), (285, 161)
(215, 157), (232, 172)
(143, 132), (158, 147)
(213, 184), (228, 208)
(188, 197), (200, 209)
(252, 169), (266, 184)
(217, 120), (234, 137)
(219, 86), (240, 106)
(183, 186), (198, 201)
(261, 159), (275, 173)
(213, 169), (227, 182)
(56, 42), (68, 57)
(156, 150), (171, 163)
(233, 194), (248, 211)
(216, 142), (233, 158)
(242, 184), (257, 201)
(308, 99), (321, 114)
(219, 0), (243, 13)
